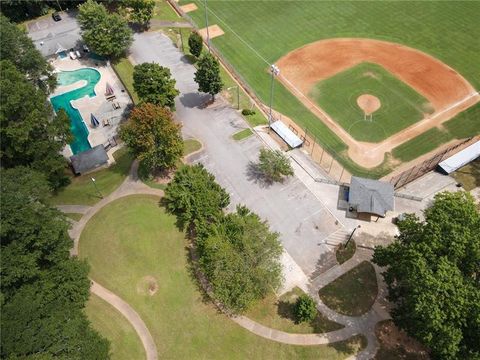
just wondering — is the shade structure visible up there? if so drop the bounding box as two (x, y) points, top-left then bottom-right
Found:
(90, 113), (100, 127)
(105, 82), (114, 96)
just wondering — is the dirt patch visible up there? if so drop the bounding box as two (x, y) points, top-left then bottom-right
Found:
(357, 94), (381, 115)
(180, 3), (197, 13)
(136, 276), (159, 296)
(375, 320), (430, 359)
(276, 38), (479, 168)
(198, 25), (224, 39)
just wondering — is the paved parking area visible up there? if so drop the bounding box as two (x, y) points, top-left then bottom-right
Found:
(130, 32), (341, 276)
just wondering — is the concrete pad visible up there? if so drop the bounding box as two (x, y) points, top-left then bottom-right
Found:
(180, 3), (197, 13)
(198, 24), (224, 39)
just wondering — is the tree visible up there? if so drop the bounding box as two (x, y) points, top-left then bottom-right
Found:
(133, 62), (179, 109)
(0, 15), (56, 93)
(0, 168), (110, 358)
(199, 205), (283, 313)
(188, 31), (203, 58)
(120, 0), (155, 28)
(78, 0), (133, 58)
(119, 103), (183, 173)
(194, 53), (223, 101)
(257, 148), (294, 183)
(163, 164), (230, 231)
(294, 295), (317, 323)
(0, 60), (72, 189)
(373, 191), (480, 359)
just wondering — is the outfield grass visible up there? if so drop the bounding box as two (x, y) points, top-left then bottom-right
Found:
(310, 63), (431, 143)
(112, 58), (140, 104)
(232, 128), (253, 141)
(246, 287), (343, 334)
(80, 195), (366, 359)
(392, 128), (453, 162)
(182, 1), (480, 175)
(153, 0), (180, 22)
(443, 102), (480, 139)
(51, 147), (133, 206)
(86, 294), (145, 360)
(318, 261), (378, 317)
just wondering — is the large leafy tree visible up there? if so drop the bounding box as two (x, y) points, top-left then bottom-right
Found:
(0, 15), (56, 93)
(163, 164), (230, 231)
(257, 148), (294, 183)
(194, 53), (223, 101)
(0, 168), (110, 358)
(0, 60), (72, 189)
(133, 62), (179, 110)
(373, 191), (480, 359)
(120, 0), (155, 28)
(119, 103), (183, 173)
(78, 0), (133, 58)
(200, 205), (283, 313)
(188, 31), (203, 58)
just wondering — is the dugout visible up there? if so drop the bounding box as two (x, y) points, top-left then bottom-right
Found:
(437, 140), (480, 175)
(270, 120), (303, 148)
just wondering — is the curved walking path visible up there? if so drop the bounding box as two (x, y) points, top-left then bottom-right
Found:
(91, 280), (158, 360)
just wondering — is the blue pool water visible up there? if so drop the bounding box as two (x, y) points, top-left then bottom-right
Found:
(50, 68), (101, 154)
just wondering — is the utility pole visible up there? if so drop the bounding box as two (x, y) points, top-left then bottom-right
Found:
(268, 64), (280, 126)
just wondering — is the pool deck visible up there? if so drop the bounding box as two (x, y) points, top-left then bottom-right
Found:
(50, 57), (132, 163)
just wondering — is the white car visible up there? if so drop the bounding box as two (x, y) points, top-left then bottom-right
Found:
(69, 51), (77, 60)
(75, 50), (81, 58)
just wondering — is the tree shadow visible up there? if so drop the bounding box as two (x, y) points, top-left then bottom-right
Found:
(245, 161), (274, 188)
(179, 92), (211, 108)
(276, 300), (297, 322)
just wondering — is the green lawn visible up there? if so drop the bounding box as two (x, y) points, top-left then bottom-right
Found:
(392, 128), (453, 162)
(112, 58), (140, 104)
(336, 241), (356, 265)
(51, 147), (133, 206)
(183, 138), (202, 155)
(319, 261), (378, 317)
(181, 0), (480, 176)
(65, 213), (84, 222)
(79, 195), (366, 359)
(246, 287), (343, 334)
(86, 294), (145, 360)
(310, 63), (431, 143)
(153, 1), (181, 22)
(232, 128), (253, 141)
(443, 102), (480, 139)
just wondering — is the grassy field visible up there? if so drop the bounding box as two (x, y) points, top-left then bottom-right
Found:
(336, 241), (356, 265)
(112, 58), (140, 104)
(153, 0), (180, 22)
(86, 294), (145, 360)
(392, 128), (453, 162)
(310, 63), (431, 143)
(65, 213), (84, 222)
(246, 287), (343, 334)
(51, 147), (133, 206)
(318, 261), (378, 317)
(181, 0), (480, 176)
(443, 102), (480, 139)
(232, 128), (253, 141)
(79, 195), (366, 359)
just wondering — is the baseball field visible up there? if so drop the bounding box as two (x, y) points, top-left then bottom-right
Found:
(179, 0), (480, 178)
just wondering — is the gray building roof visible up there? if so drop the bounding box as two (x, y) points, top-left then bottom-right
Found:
(70, 145), (108, 175)
(349, 176), (394, 217)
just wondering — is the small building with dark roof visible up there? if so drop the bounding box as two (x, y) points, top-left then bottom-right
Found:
(348, 176), (394, 217)
(70, 145), (109, 175)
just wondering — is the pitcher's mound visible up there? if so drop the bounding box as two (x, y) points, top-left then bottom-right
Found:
(136, 276), (158, 296)
(357, 94), (381, 115)
(199, 25), (224, 39)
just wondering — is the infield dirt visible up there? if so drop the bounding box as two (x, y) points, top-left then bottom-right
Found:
(277, 38), (479, 168)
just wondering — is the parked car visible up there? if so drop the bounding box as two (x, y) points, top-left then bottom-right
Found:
(52, 12), (62, 21)
(69, 51), (77, 60)
(75, 50), (81, 58)
(82, 44), (90, 53)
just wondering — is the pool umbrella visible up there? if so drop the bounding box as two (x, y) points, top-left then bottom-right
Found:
(105, 82), (114, 96)
(90, 113), (100, 127)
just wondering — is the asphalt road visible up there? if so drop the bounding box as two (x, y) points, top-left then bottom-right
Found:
(129, 32), (341, 276)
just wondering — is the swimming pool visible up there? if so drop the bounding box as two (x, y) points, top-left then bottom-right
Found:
(50, 68), (101, 154)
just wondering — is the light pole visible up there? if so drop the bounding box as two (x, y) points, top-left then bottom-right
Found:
(227, 86), (240, 110)
(268, 64), (280, 126)
(91, 177), (103, 199)
(204, 0), (210, 51)
(344, 225), (361, 248)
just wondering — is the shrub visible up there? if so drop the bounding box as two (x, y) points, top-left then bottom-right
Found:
(242, 109), (256, 116)
(294, 294), (317, 323)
